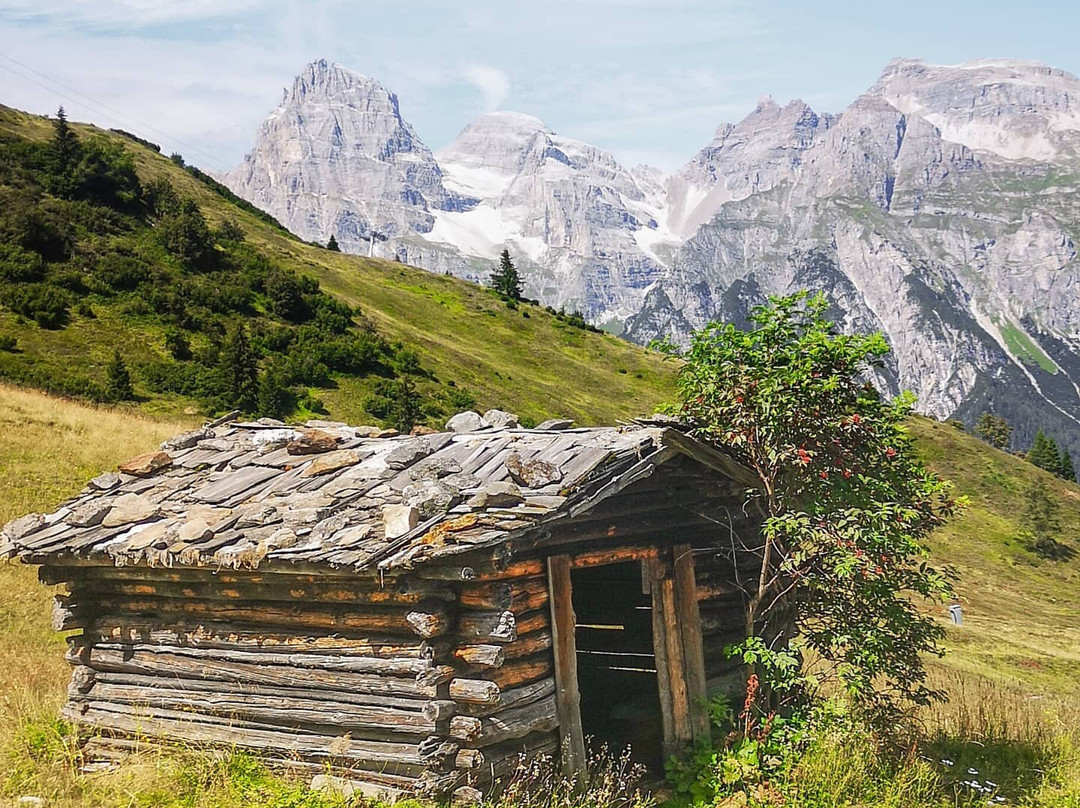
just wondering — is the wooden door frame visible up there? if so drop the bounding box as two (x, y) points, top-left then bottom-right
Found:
(546, 545), (708, 777)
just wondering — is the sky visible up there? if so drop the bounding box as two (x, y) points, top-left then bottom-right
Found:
(1, 0), (1079, 173)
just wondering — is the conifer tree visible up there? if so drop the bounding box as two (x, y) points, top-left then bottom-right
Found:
(105, 350), (134, 401)
(1028, 429), (1062, 475)
(217, 324), (259, 412)
(256, 361), (291, 420)
(489, 248), (523, 299)
(1023, 478), (1068, 559)
(388, 376), (422, 433)
(974, 411), (1012, 450)
(51, 107), (79, 171)
(1059, 449), (1076, 483)
(326, 234), (341, 252)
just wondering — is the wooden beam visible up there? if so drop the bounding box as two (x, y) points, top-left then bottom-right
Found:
(645, 557), (676, 753)
(546, 554), (586, 778)
(673, 543), (710, 741)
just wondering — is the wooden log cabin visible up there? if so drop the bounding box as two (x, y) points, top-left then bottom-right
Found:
(1, 412), (763, 800)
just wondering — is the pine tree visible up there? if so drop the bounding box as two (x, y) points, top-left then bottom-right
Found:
(217, 324), (259, 412)
(256, 361), (292, 420)
(105, 350), (134, 401)
(974, 411), (1012, 450)
(1023, 478), (1068, 559)
(388, 376), (422, 433)
(1028, 429), (1063, 475)
(51, 107), (79, 171)
(1059, 449), (1076, 483)
(489, 248), (523, 299)
(326, 234), (341, 252)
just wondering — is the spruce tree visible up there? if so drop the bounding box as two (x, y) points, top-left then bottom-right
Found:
(1028, 429), (1063, 475)
(489, 248), (523, 299)
(388, 376), (422, 433)
(105, 350), (134, 401)
(217, 324), (259, 412)
(51, 107), (78, 169)
(327, 234), (341, 252)
(1060, 449), (1076, 483)
(1023, 478), (1068, 559)
(256, 361), (292, 420)
(974, 412), (1012, 450)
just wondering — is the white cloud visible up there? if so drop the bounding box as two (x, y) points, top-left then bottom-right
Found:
(0, 0), (267, 26)
(462, 64), (510, 112)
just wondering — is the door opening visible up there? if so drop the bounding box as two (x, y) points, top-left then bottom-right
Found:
(571, 561), (664, 773)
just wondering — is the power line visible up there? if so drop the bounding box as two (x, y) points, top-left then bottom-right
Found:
(0, 54), (231, 172)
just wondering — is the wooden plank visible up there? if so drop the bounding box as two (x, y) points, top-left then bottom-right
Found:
(546, 554), (586, 777)
(658, 574), (692, 746)
(647, 557), (676, 753)
(673, 543), (710, 741)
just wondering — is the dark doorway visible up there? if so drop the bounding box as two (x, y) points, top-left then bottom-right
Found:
(571, 561), (664, 772)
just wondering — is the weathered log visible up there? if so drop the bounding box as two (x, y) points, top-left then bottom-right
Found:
(458, 580), (548, 612)
(63, 702), (433, 766)
(475, 731), (560, 783)
(456, 678), (555, 718)
(69, 577), (455, 606)
(74, 646), (439, 697)
(417, 559), (544, 582)
(80, 735), (428, 783)
(449, 678), (500, 705)
(455, 747), (484, 770)
(90, 670), (430, 712)
(503, 630), (552, 660)
(452, 644), (505, 669)
(81, 641), (431, 678)
(52, 594), (83, 631)
(88, 619), (431, 658)
(78, 680), (438, 736)
(489, 654), (552, 691)
(85, 597), (450, 638)
(415, 665), (456, 688)
(569, 545), (659, 569)
(422, 700), (457, 721)
(457, 611), (516, 643)
(449, 695), (557, 746)
(418, 735), (460, 765)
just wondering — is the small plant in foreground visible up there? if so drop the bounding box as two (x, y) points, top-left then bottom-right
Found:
(490, 747), (653, 808)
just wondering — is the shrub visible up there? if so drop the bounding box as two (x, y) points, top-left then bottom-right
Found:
(0, 243), (44, 283)
(2, 283), (69, 329)
(164, 329), (192, 360)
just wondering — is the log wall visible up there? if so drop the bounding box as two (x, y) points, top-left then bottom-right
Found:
(44, 455), (761, 796)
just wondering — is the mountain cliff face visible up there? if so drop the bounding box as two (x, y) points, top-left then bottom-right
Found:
(222, 59), (466, 251)
(223, 57), (1080, 452)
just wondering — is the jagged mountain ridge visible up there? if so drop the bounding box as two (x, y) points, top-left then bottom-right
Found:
(222, 57), (1080, 453)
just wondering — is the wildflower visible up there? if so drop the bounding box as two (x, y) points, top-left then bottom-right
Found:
(941, 759), (954, 766)
(968, 767), (980, 775)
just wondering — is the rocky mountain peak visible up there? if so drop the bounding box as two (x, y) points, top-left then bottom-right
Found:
(871, 57), (1080, 161)
(224, 59), (459, 254)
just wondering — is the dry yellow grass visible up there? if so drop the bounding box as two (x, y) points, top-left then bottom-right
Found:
(0, 385), (193, 758)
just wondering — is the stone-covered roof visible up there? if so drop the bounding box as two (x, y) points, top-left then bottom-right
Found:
(1, 412), (751, 573)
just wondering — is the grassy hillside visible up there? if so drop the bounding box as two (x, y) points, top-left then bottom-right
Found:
(0, 105), (673, 427)
(910, 418), (1080, 696)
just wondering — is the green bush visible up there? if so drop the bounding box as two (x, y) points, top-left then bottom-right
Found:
(0, 243), (44, 283)
(2, 283), (69, 329)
